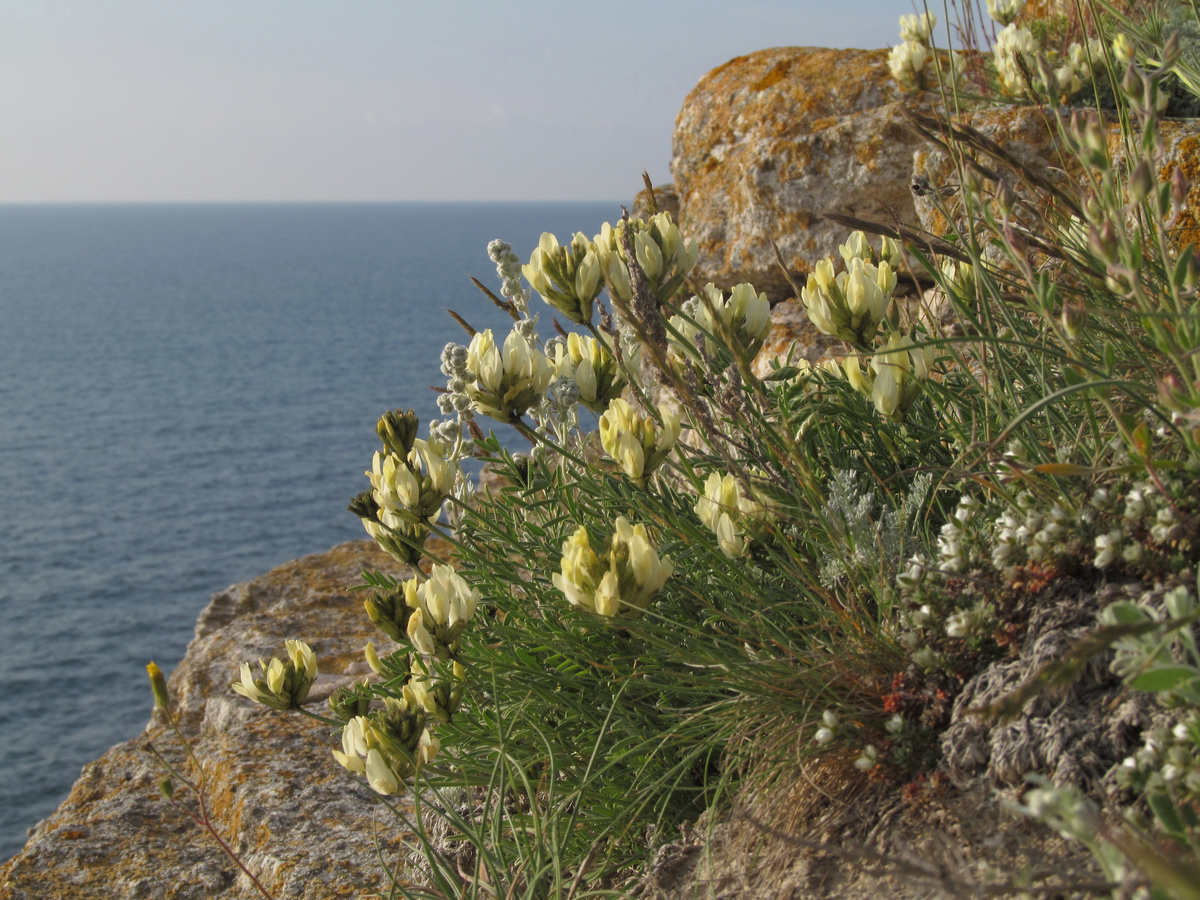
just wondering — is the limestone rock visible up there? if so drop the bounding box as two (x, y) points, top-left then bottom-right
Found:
(672, 47), (929, 303)
(0, 542), (413, 900)
(911, 107), (1200, 250)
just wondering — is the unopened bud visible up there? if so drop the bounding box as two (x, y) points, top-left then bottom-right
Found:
(1121, 65), (1144, 103)
(147, 661), (170, 710)
(1062, 302), (1087, 341)
(347, 490), (379, 521)
(377, 409), (419, 458)
(995, 180), (1018, 216)
(1171, 166), (1190, 208)
(159, 777), (175, 800)
(364, 641), (384, 675)
(1129, 160), (1154, 205)
(1089, 221), (1119, 264)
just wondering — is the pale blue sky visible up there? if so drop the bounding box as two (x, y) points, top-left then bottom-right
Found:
(0, 2), (919, 202)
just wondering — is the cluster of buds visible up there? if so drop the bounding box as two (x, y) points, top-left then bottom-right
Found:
(405, 657), (466, 725)
(523, 231), (605, 325)
(231, 640), (318, 711)
(350, 411), (460, 564)
(669, 282), (771, 364)
(593, 213), (700, 307)
(464, 327), (553, 423)
(552, 515), (674, 618)
(889, 12), (936, 91)
(801, 234), (899, 347)
(402, 564), (482, 660)
(598, 398), (681, 485)
(986, 0), (1022, 26)
(489, 239), (531, 317)
(993, 23), (1039, 96)
(332, 694), (439, 795)
(547, 332), (631, 414)
(843, 332), (935, 420)
(694, 472), (769, 559)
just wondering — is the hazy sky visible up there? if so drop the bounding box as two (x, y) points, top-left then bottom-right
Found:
(0, 2), (915, 203)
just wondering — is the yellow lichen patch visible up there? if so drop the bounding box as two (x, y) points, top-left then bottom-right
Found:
(751, 59), (793, 92)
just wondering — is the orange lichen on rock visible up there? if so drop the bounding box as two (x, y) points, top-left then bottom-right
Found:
(672, 47), (930, 304)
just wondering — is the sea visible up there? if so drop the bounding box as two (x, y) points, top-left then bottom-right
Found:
(0, 201), (618, 862)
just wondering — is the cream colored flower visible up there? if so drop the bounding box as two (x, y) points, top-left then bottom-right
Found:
(994, 23), (1038, 95)
(549, 332), (631, 413)
(694, 473), (768, 559)
(801, 255), (894, 346)
(465, 327), (553, 423)
(523, 231), (604, 324)
(231, 640), (317, 710)
(401, 564), (481, 659)
(986, 0), (1022, 26)
(899, 11), (936, 45)
(552, 516), (672, 618)
(889, 41), (931, 91)
(598, 398), (680, 484)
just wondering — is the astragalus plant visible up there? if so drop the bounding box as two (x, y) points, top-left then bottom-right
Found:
(209, 13), (1200, 900)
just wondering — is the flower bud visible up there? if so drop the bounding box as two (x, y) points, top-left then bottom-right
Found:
(1129, 160), (1155, 205)
(1061, 302), (1087, 341)
(147, 661), (170, 710)
(376, 409), (419, 458)
(364, 587), (413, 643)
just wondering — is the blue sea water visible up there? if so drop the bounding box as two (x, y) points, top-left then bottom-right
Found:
(0, 201), (618, 861)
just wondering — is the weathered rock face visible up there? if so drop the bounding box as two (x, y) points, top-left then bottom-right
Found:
(672, 47), (929, 304)
(910, 106), (1200, 251)
(0, 542), (413, 900)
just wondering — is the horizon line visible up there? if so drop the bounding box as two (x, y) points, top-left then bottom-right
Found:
(0, 198), (629, 207)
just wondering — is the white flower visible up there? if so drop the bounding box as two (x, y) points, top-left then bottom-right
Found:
(365, 747), (401, 795)
(889, 41), (931, 91)
(1094, 529), (1123, 569)
(855, 745), (880, 770)
(331, 717), (370, 774)
(598, 398), (680, 484)
(986, 0), (1022, 26)
(898, 11), (936, 45)
(993, 23), (1039, 95)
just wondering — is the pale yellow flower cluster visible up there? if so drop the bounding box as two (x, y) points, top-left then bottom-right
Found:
(402, 564), (482, 660)
(553, 515), (673, 618)
(464, 326), (553, 423)
(523, 212), (699, 320)
(843, 333), (936, 420)
(694, 473), (769, 559)
(800, 232), (900, 347)
(522, 231), (605, 325)
(231, 640), (318, 711)
(669, 282), (771, 364)
(332, 696), (440, 795)
(549, 332), (632, 414)
(889, 12), (936, 91)
(599, 398), (680, 485)
(355, 431), (459, 564)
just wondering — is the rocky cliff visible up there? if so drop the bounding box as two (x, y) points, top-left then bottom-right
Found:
(7, 38), (1200, 900)
(0, 542), (414, 900)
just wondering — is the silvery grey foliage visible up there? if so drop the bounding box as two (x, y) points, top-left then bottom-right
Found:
(818, 468), (933, 590)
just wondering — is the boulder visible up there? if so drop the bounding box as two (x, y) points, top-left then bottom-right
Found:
(672, 47), (930, 304)
(0, 542), (413, 900)
(910, 106), (1200, 250)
